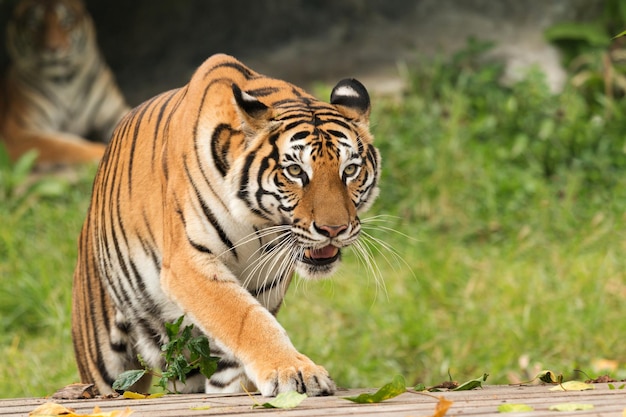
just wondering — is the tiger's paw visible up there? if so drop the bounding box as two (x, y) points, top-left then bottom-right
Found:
(252, 355), (336, 397)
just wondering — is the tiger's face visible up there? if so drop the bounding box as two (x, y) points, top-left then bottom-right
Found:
(6, 0), (94, 80)
(229, 80), (380, 279)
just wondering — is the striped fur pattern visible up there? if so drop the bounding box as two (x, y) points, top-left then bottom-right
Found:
(72, 54), (380, 397)
(0, 0), (129, 167)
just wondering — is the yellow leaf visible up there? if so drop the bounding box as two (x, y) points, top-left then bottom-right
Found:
(122, 391), (164, 400)
(537, 370), (561, 383)
(123, 391), (146, 399)
(189, 405), (211, 410)
(549, 381), (594, 391)
(429, 396), (453, 417)
(498, 403), (534, 412)
(29, 402), (76, 416)
(29, 403), (133, 417)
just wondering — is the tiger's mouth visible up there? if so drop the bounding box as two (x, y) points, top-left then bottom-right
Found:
(302, 245), (341, 266)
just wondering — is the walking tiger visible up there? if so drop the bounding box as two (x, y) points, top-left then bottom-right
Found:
(72, 53), (381, 396)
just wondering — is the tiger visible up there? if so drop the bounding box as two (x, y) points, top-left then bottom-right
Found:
(71, 53), (381, 397)
(0, 0), (129, 167)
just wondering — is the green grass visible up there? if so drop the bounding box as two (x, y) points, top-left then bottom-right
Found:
(2, 45), (626, 398)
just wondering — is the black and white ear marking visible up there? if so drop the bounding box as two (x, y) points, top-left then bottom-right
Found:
(330, 78), (370, 117)
(232, 83), (269, 119)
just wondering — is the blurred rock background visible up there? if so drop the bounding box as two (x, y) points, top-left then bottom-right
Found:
(0, 0), (605, 105)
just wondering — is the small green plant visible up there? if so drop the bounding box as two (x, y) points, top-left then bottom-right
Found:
(112, 316), (219, 393)
(0, 144), (70, 220)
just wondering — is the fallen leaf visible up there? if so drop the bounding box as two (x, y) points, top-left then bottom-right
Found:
(429, 396), (453, 417)
(453, 373), (488, 391)
(189, 405), (211, 410)
(52, 383), (97, 400)
(344, 375), (406, 403)
(122, 391), (164, 399)
(537, 370), (562, 384)
(587, 374), (617, 384)
(498, 403), (534, 413)
(414, 383), (427, 391)
(548, 403), (594, 411)
(29, 403), (133, 417)
(549, 381), (594, 391)
(255, 391), (307, 409)
(427, 380), (458, 391)
(29, 403), (75, 416)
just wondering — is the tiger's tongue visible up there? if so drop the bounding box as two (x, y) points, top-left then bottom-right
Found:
(307, 245), (339, 260)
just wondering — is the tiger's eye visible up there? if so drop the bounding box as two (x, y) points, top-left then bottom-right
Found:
(286, 165), (303, 177)
(343, 164), (358, 177)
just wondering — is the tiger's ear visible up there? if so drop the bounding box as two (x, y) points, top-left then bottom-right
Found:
(330, 78), (371, 124)
(232, 84), (270, 130)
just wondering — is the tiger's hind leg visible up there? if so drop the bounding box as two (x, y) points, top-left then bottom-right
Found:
(72, 263), (151, 395)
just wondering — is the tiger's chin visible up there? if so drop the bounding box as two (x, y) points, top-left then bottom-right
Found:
(296, 245), (342, 279)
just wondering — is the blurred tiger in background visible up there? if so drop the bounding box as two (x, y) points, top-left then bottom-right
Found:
(0, 0), (129, 168)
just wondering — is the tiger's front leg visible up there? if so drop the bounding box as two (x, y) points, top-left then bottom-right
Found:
(161, 256), (335, 397)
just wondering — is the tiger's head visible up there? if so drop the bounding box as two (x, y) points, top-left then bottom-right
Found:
(6, 0), (95, 81)
(228, 79), (380, 279)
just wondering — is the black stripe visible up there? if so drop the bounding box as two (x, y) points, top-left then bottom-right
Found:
(127, 101), (154, 195)
(183, 157), (237, 255)
(210, 123), (235, 177)
(189, 238), (213, 254)
(246, 87), (280, 97)
(205, 61), (255, 80)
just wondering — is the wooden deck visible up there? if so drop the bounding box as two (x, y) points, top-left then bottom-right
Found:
(1, 384), (624, 417)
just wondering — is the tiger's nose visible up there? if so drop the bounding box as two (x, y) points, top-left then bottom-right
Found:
(314, 223), (348, 238)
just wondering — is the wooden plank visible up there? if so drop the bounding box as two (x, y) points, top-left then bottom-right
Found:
(0, 384), (624, 417)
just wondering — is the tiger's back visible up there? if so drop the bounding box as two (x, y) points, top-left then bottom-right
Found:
(73, 54), (380, 396)
(0, 0), (129, 166)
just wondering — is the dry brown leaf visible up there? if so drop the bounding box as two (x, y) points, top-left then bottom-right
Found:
(430, 396), (453, 417)
(52, 383), (97, 400)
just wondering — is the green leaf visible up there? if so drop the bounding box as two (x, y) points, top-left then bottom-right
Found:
(32, 178), (69, 198)
(548, 403), (594, 411)
(164, 316), (184, 340)
(453, 373), (488, 391)
(613, 29), (626, 39)
(198, 355), (219, 379)
(414, 383), (426, 391)
(344, 375), (406, 403)
(544, 22), (610, 47)
(112, 369), (147, 391)
(12, 150), (38, 184)
(498, 403), (534, 413)
(255, 391), (307, 409)
(180, 323), (194, 345)
(165, 355), (193, 383)
(188, 336), (212, 360)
